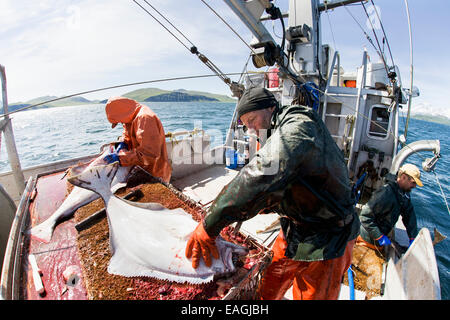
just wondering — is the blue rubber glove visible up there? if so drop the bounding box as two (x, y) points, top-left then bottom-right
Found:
(103, 153), (120, 165)
(377, 235), (391, 246)
(116, 142), (128, 153)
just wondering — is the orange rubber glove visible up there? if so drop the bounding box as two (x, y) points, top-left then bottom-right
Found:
(185, 222), (219, 269)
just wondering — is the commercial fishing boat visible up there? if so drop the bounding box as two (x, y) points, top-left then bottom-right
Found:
(0, 0), (444, 300)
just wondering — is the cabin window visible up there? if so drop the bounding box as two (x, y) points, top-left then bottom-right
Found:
(366, 104), (391, 140)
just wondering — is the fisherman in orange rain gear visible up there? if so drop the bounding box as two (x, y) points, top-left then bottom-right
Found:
(104, 97), (172, 183)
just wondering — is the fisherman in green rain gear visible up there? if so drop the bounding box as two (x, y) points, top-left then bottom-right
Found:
(185, 87), (360, 300)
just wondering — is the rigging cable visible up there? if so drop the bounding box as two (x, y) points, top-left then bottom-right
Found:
(201, 0), (298, 91)
(132, 0), (243, 96)
(307, 82), (433, 164)
(370, 0), (395, 68)
(0, 73), (244, 118)
(199, 0), (256, 55)
(200, 0), (294, 81)
(1, 67), (437, 175)
(403, 0), (414, 139)
(432, 170), (450, 216)
(341, 2), (387, 74)
(132, 0), (191, 52)
(361, 1), (390, 78)
(325, 9), (338, 50)
(140, 0), (196, 48)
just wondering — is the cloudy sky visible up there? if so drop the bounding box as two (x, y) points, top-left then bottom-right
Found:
(1, 0), (449, 118)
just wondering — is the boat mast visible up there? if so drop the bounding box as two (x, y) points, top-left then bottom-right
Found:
(223, 0), (365, 105)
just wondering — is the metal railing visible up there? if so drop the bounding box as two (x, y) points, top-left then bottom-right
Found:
(0, 65), (25, 197)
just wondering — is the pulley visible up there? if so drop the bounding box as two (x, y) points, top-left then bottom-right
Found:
(422, 155), (440, 172)
(251, 42), (280, 68)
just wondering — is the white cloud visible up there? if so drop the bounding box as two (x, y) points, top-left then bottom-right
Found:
(410, 101), (450, 119)
(1, 0), (251, 103)
(2, 0), (449, 120)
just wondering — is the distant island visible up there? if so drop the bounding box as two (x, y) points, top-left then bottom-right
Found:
(6, 89), (450, 126)
(7, 88), (236, 113)
(406, 114), (450, 126)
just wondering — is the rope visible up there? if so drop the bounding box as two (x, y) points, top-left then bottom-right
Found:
(433, 170), (450, 216)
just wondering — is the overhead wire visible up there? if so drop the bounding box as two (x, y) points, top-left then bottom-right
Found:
(340, 2), (388, 75)
(318, 3), (441, 176)
(199, 0), (256, 55)
(370, 0), (395, 68)
(142, 0), (196, 48)
(432, 171), (450, 216)
(403, 0), (414, 139)
(2, 0), (443, 209)
(113, 2), (450, 212)
(5, 1), (435, 167)
(132, 0), (245, 95)
(325, 10), (338, 50)
(361, 1), (390, 77)
(132, 0), (192, 52)
(0, 73), (245, 118)
(310, 83), (433, 164)
(197, 1), (418, 154)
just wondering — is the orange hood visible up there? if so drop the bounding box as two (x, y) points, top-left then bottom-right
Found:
(105, 97), (141, 128)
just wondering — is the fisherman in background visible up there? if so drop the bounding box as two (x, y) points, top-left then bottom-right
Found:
(358, 163), (421, 249)
(185, 87), (360, 300)
(103, 97), (172, 183)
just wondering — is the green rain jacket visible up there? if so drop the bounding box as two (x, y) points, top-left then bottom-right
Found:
(359, 173), (418, 245)
(204, 104), (360, 261)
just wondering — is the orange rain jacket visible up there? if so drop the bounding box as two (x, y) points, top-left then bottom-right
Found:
(105, 97), (172, 183)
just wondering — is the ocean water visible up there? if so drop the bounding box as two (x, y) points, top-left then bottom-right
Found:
(398, 118), (450, 299)
(0, 102), (448, 299)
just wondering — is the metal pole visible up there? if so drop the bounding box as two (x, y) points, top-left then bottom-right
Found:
(0, 65), (25, 197)
(403, 0), (413, 140)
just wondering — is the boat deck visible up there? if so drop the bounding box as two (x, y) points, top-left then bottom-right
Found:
(6, 161), (440, 300)
(24, 170), (87, 299)
(172, 165), (281, 247)
(19, 165), (377, 300)
(17, 164), (277, 300)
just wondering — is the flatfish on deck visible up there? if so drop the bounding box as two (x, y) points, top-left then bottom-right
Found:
(67, 162), (248, 284)
(28, 146), (132, 243)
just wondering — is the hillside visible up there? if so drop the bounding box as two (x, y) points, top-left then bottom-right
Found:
(7, 88), (236, 113)
(9, 91), (448, 127)
(122, 88), (235, 103)
(410, 114), (450, 126)
(122, 88), (169, 102)
(144, 91), (219, 102)
(8, 96), (99, 112)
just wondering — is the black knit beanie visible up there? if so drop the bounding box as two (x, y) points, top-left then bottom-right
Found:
(236, 87), (278, 121)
